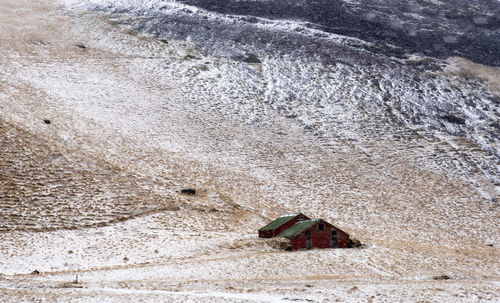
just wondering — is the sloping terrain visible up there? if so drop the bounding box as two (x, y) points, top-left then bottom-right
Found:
(0, 0), (498, 302)
(0, 119), (185, 231)
(66, 0), (500, 190)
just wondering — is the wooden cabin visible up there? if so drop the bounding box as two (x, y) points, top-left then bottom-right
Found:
(258, 214), (352, 250)
(278, 218), (350, 250)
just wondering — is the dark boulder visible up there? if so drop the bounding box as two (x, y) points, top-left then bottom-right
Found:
(441, 114), (465, 125)
(180, 188), (196, 195)
(242, 53), (261, 64)
(433, 274), (451, 280)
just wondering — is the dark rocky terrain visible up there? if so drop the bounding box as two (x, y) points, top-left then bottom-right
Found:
(100, 0), (500, 66)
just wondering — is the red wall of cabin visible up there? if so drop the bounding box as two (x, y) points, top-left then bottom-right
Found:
(291, 237), (306, 250)
(290, 220), (350, 250)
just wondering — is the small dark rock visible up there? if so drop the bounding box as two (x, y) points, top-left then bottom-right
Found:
(433, 274), (451, 280)
(486, 243), (494, 247)
(464, 99), (476, 107)
(180, 189), (196, 195)
(441, 114), (465, 125)
(198, 65), (209, 71)
(348, 238), (362, 248)
(76, 44), (87, 50)
(489, 96), (500, 104)
(32, 40), (50, 46)
(43, 119), (51, 124)
(242, 53), (262, 64)
(31, 270), (40, 275)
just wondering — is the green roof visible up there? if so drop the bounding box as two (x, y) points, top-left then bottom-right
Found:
(258, 214), (299, 231)
(278, 219), (320, 238)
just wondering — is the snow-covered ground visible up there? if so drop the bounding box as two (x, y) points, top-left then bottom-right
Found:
(0, 0), (498, 301)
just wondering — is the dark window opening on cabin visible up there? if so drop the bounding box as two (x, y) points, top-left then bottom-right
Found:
(306, 231), (311, 236)
(332, 230), (337, 236)
(318, 224), (324, 230)
(298, 216), (304, 221)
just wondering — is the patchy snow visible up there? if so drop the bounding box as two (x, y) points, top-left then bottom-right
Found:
(0, 0), (498, 302)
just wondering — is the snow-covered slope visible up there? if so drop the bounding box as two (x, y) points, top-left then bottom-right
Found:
(61, 0), (499, 192)
(0, 0), (498, 301)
